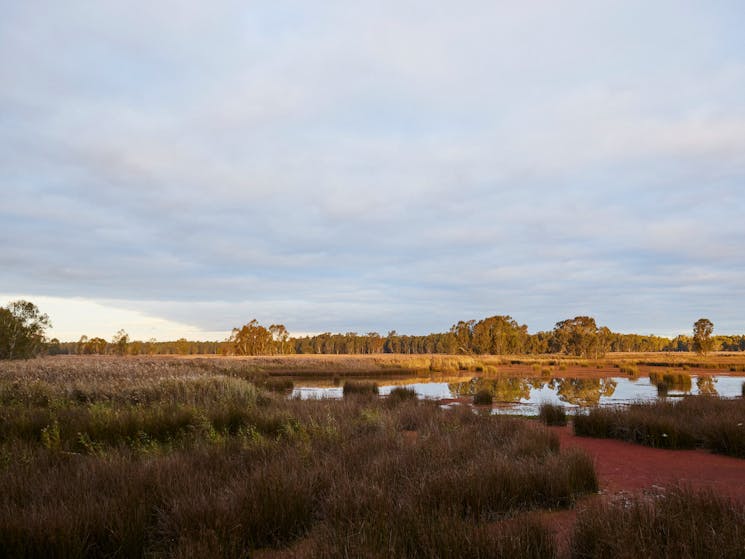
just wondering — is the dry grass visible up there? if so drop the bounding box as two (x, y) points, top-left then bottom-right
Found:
(570, 486), (745, 559)
(539, 403), (568, 426)
(573, 396), (745, 457)
(0, 357), (600, 558)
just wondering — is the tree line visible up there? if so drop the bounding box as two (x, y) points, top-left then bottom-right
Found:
(2, 299), (737, 360)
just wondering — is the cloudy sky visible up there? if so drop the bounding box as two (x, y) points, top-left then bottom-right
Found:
(2, 1), (745, 341)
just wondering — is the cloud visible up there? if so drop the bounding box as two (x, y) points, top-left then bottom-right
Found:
(2, 1), (745, 338)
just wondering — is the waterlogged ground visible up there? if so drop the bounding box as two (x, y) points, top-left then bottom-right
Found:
(292, 374), (745, 414)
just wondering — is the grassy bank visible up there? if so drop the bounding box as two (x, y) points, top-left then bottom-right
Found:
(573, 396), (745, 457)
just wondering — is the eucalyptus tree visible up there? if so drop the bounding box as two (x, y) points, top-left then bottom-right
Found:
(0, 300), (51, 359)
(692, 318), (715, 355)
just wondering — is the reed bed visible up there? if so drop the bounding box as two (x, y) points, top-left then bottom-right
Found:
(539, 403), (568, 426)
(385, 386), (418, 404)
(342, 380), (379, 396)
(0, 358), (600, 558)
(570, 486), (745, 559)
(473, 389), (494, 405)
(573, 396), (745, 457)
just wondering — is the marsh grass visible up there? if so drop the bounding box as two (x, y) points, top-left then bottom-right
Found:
(342, 380), (379, 397)
(573, 396), (745, 456)
(570, 486), (745, 559)
(385, 386), (417, 405)
(473, 389), (493, 405)
(0, 358), (600, 558)
(257, 377), (294, 392)
(539, 403), (567, 426)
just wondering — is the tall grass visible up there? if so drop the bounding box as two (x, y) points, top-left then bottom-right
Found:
(570, 487), (745, 559)
(0, 359), (599, 557)
(573, 396), (745, 457)
(539, 403), (567, 426)
(386, 386), (417, 404)
(342, 380), (379, 396)
(473, 389), (493, 405)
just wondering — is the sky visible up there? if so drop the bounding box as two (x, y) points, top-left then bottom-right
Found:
(2, 1), (745, 342)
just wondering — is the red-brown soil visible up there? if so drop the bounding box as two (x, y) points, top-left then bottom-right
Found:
(256, 425), (745, 559)
(553, 425), (745, 501)
(541, 425), (745, 556)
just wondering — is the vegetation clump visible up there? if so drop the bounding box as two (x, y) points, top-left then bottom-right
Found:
(342, 380), (379, 397)
(257, 377), (294, 393)
(386, 386), (417, 404)
(539, 403), (568, 426)
(473, 389), (493, 406)
(573, 396), (745, 457)
(570, 487), (745, 559)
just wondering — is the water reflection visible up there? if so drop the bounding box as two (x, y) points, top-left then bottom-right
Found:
(448, 377), (532, 402)
(549, 378), (617, 406)
(290, 375), (744, 414)
(696, 376), (718, 395)
(649, 372), (693, 392)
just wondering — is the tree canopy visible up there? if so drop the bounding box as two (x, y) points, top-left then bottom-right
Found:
(692, 318), (715, 355)
(0, 300), (51, 359)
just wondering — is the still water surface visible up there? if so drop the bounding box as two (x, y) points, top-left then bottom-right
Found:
(291, 375), (745, 415)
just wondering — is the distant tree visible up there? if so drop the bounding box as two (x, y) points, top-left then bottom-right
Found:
(470, 315), (528, 354)
(551, 316), (609, 358)
(85, 337), (108, 354)
(0, 300), (51, 360)
(269, 324), (290, 354)
(112, 330), (130, 356)
(692, 318), (714, 355)
(175, 338), (190, 355)
(47, 338), (62, 355)
(129, 340), (144, 355)
(77, 335), (89, 355)
(230, 320), (273, 355)
(450, 320), (475, 354)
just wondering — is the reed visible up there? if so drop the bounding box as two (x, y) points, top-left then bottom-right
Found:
(573, 396), (745, 457)
(342, 380), (379, 397)
(570, 486), (745, 559)
(0, 364), (598, 558)
(539, 402), (568, 426)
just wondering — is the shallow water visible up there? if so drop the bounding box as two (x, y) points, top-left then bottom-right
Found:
(290, 375), (745, 415)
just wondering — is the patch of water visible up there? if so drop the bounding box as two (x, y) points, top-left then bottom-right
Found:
(290, 375), (745, 415)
